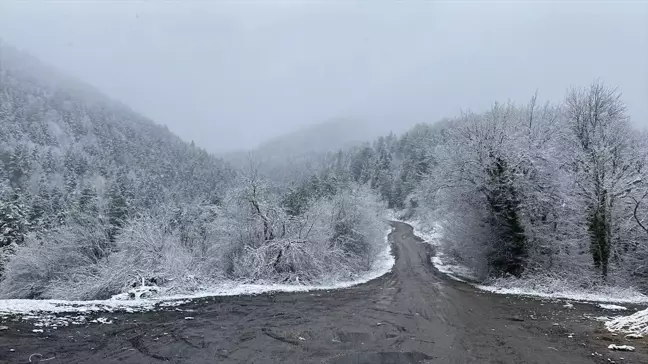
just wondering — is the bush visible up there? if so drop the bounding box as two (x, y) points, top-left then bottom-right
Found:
(0, 184), (388, 300)
(226, 184), (387, 284)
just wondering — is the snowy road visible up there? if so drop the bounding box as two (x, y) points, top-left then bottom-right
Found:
(1, 221), (646, 363)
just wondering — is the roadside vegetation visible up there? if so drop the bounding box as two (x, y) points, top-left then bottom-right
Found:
(0, 44), (386, 300)
(1, 41), (647, 304)
(333, 81), (648, 297)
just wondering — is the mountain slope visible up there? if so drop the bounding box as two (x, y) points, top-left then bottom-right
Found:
(223, 118), (404, 186)
(0, 44), (387, 302)
(0, 43), (233, 223)
(254, 119), (387, 157)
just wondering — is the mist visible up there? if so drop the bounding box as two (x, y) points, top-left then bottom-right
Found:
(1, 1), (646, 152)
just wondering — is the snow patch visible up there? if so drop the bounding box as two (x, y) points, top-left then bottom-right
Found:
(606, 308), (648, 336)
(90, 317), (113, 324)
(0, 229), (395, 317)
(0, 298), (155, 316)
(599, 304), (628, 311)
(112, 285), (160, 300)
(431, 255), (475, 282)
(625, 333), (643, 339)
(476, 281), (648, 304)
(608, 344), (635, 352)
(396, 218), (443, 246)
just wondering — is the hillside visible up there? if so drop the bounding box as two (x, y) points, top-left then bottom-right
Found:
(256, 119), (389, 156)
(223, 118), (407, 186)
(0, 44), (386, 301)
(0, 43), (233, 223)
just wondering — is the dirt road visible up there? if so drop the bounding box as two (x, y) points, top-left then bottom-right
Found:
(1, 222), (646, 363)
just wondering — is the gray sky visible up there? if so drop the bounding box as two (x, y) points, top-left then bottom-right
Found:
(1, 1), (647, 152)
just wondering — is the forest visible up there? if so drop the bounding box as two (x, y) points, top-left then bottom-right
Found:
(1, 42), (647, 301)
(334, 84), (648, 293)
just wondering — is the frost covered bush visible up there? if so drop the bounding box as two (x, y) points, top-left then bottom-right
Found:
(0, 216), (112, 299)
(0, 238), (58, 298)
(330, 186), (386, 267)
(0, 178), (388, 300)
(74, 205), (231, 299)
(0, 203), (228, 300)
(229, 239), (353, 283)
(226, 183), (387, 284)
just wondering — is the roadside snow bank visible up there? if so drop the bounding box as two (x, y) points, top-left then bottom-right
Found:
(407, 220), (442, 246)
(599, 304), (628, 311)
(476, 278), (648, 304)
(0, 229), (395, 316)
(431, 254), (478, 283)
(606, 308), (648, 336)
(0, 298), (156, 315)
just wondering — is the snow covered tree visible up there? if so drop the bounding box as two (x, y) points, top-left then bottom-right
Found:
(107, 179), (129, 242)
(0, 190), (29, 248)
(78, 184), (99, 215)
(29, 175), (52, 230)
(564, 81), (639, 279)
(7, 144), (30, 189)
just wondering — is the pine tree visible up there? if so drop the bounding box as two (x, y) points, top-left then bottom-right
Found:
(78, 184), (99, 215)
(29, 175), (51, 230)
(43, 149), (56, 175)
(49, 186), (67, 226)
(107, 180), (128, 241)
(7, 145), (30, 189)
(0, 191), (29, 248)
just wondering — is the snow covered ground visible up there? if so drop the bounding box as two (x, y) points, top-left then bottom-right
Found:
(606, 308), (648, 336)
(431, 255), (477, 283)
(476, 281), (648, 304)
(0, 229), (395, 318)
(599, 304), (629, 311)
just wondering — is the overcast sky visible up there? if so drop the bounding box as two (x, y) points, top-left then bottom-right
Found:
(0, 1), (647, 152)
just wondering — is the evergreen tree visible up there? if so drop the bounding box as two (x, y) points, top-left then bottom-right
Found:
(0, 191), (29, 248)
(78, 184), (99, 215)
(7, 145), (30, 189)
(43, 149), (56, 175)
(107, 180), (128, 241)
(29, 175), (52, 230)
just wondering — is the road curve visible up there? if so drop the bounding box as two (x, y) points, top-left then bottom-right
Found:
(0, 222), (644, 363)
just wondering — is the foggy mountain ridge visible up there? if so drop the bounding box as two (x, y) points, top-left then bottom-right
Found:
(251, 118), (407, 156)
(1, 42), (392, 158)
(3, 1), (645, 153)
(0, 41), (134, 118)
(221, 118), (412, 175)
(0, 41), (233, 212)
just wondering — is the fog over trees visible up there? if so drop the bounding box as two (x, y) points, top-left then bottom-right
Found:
(0, 44), (390, 299)
(1, 2), (646, 152)
(0, 2), (647, 302)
